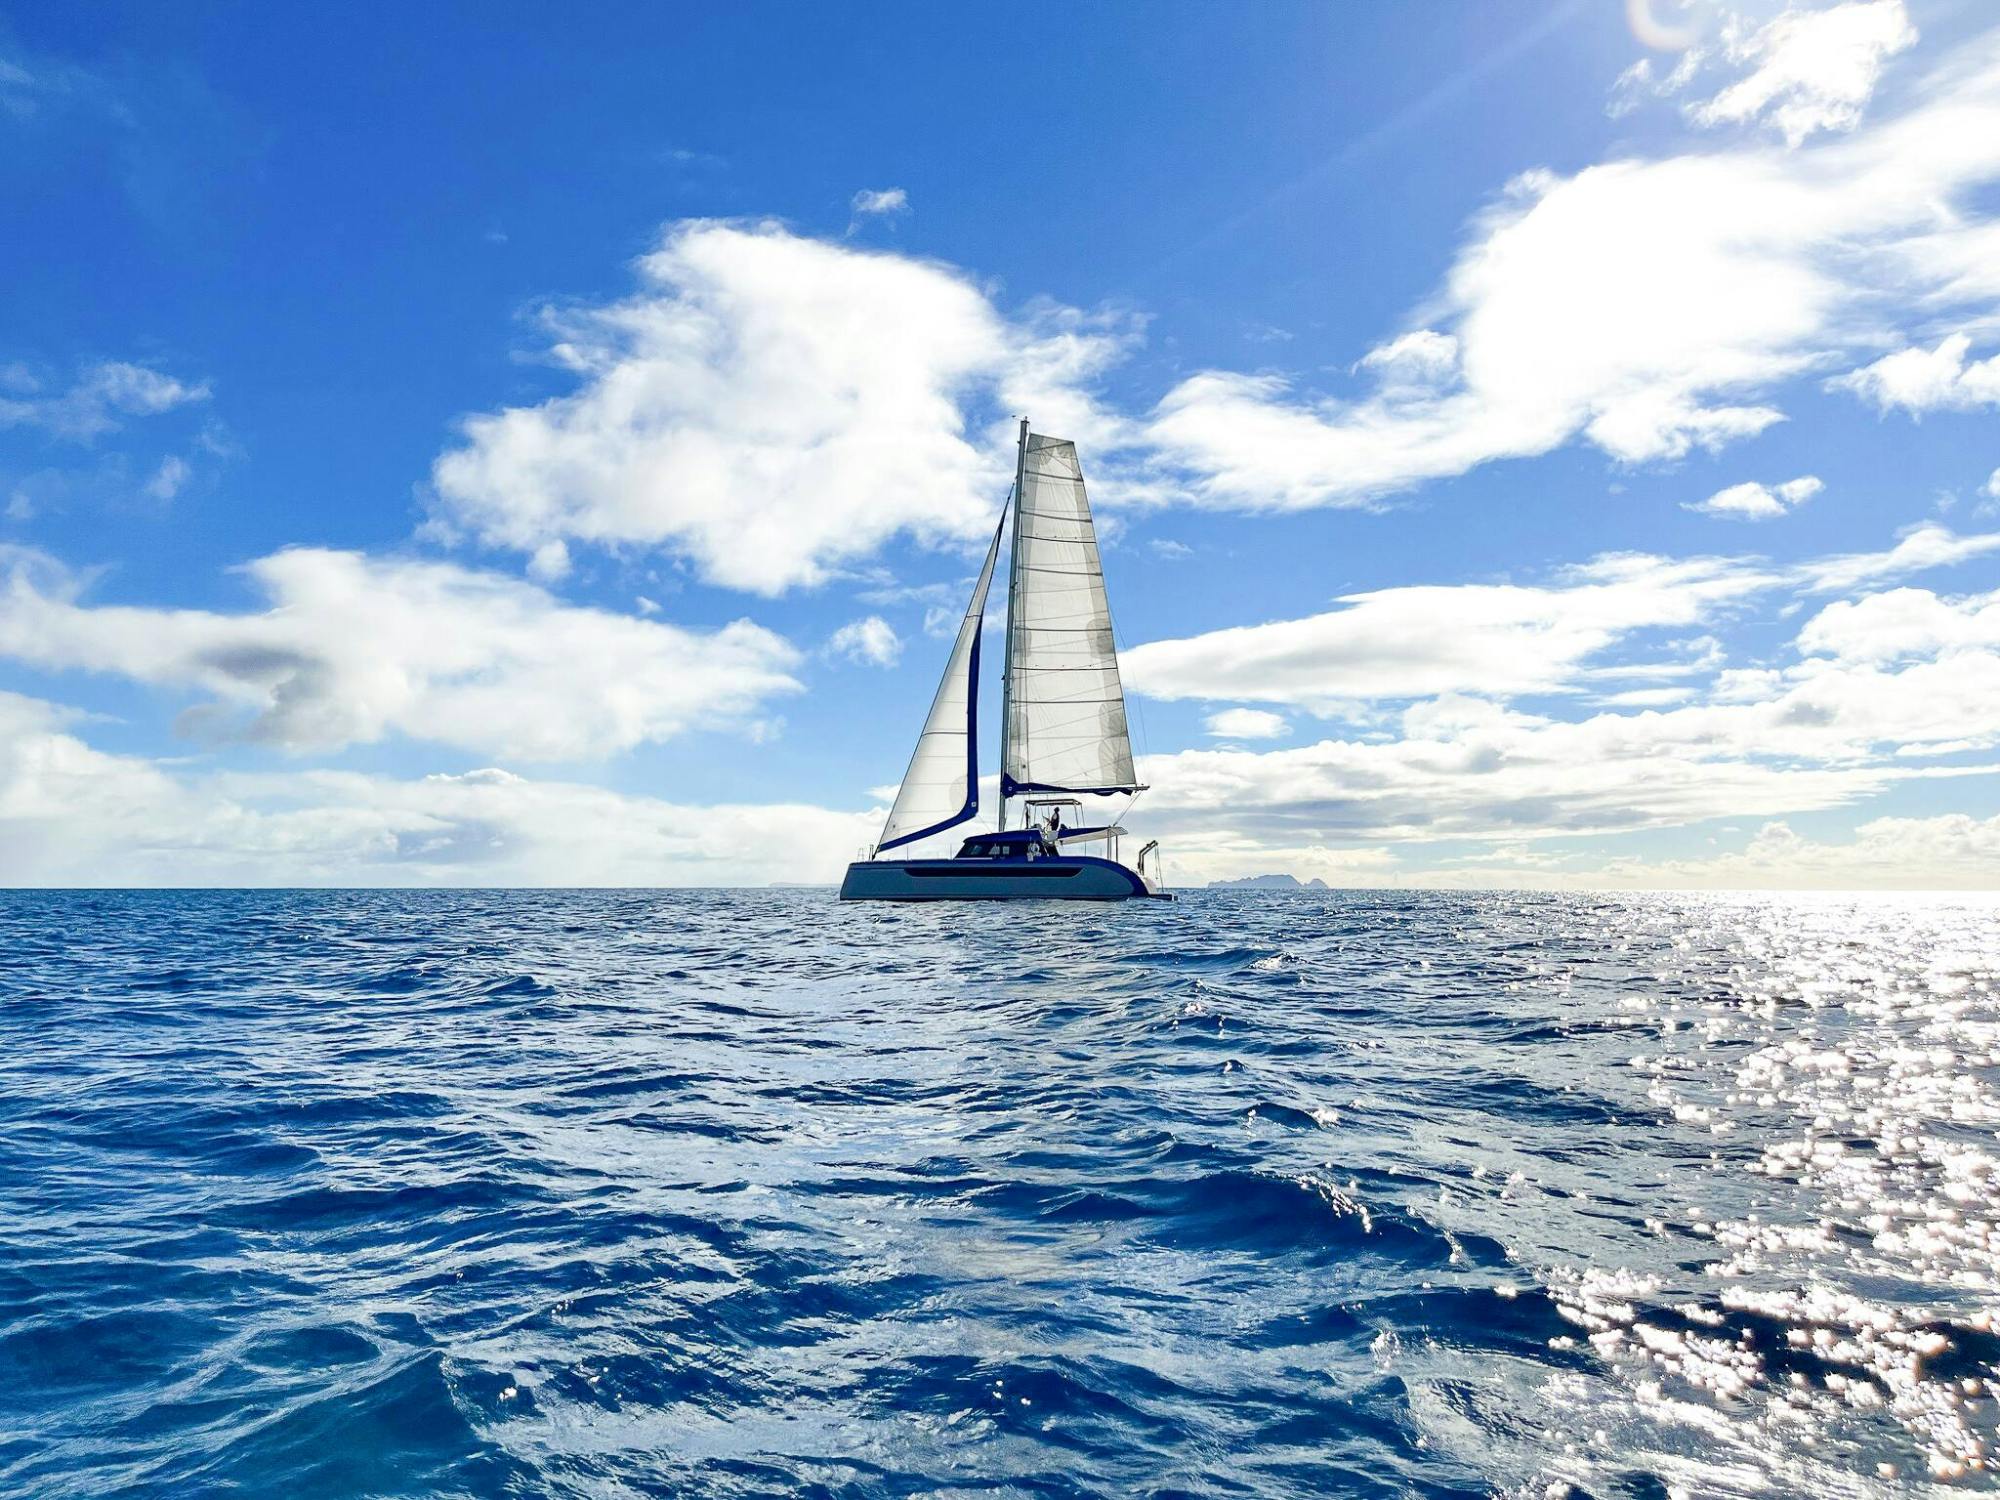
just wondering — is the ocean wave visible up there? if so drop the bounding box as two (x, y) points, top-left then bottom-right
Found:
(1, 889), (1994, 1495)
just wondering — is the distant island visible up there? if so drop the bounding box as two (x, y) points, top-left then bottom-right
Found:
(1206, 874), (1330, 890)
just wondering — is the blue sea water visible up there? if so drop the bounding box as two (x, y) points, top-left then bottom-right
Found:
(2, 890), (1996, 1499)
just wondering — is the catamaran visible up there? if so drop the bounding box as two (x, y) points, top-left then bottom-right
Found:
(840, 422), (1169, 901)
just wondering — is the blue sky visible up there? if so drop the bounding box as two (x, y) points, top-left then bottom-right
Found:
(3, 0), (1998, 886)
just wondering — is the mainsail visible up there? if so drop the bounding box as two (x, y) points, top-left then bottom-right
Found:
(1000, 431), (1139, 800)
(874, 508), (1007, 852)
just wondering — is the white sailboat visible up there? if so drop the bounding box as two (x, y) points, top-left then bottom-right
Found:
(840, 422), (1170, 901)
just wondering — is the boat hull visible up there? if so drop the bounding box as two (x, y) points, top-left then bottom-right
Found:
(839, 854), (1159, 901)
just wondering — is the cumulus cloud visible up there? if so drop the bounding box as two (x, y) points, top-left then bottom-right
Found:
(1128, 636), (2000, 895)
(10, 664), (1988, 887)
(1124, 552), (1772, 709)
(1687, 474), (1822, 519)
(826, 614), (902, 667)
(1690, 0), (1917, 146)
(1204, 708), (1289, 740)
(417, 48), (2000, 564)
(1117, 522), (2000, 878)
(1138, 704), (1912, 851)
(0, 360), (209, 442)
(1830, 332), (2000, 414)
(431, 220), (1129, 594)
(1793, 584), (2000, 664)
(1144, 23), (2000, 510)
(0, 691), (876, 886)
(0, 546), (801, 760)
(1136, 643), (2000, 851)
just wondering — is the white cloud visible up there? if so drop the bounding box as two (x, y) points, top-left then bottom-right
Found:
(1792, 522), (2000, 592)
(142, 454), (191, 504)
(431, 220), (1127, 594)
(1830, 332), (2000, 414)
(850, 187), (909, 217)
(1125, 572), (2000, 882)
(1124, 552), (1771, 709)
(1541, 813), (2000, 890)
(1609, 46), (1707, 119)
(1204, 708), (1289, 740)
(1136, 646), (2000, 851)
(854, 578), (960, 608)
(412, 51), (2000, 566)
(1209, 814), (2000, 891)
(1116, 521), (2000, 878)
(1609, 36), (1711, 115)
(1608, 57), (1654, 119)
(1136, 524), (2000, 740)
(526, 538), (570, 582)
(1794, 585), (2000, 665)
(0, 361), (209, 442)
(1137, 707), (1908, 851)
(1596, 686), (1696, 707)
(0, 691), (876, 886)
(1144, 25), (2000, 510)
(1687, 473), (1822, 519)
(1986, 467), (2000, 500)
(0, 545), (801, 760)
(1356, 329), (1459, 390)
(1690, 1), (1917, 147)
(1148, 538), (1193, 560)
(827, 614), (902, 667)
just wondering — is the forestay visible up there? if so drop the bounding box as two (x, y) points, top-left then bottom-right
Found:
(875, 508), (1008, 852)
(1001, 433), (1138, 797)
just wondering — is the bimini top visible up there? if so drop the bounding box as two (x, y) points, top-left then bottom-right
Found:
(955, 829), (1057, 859)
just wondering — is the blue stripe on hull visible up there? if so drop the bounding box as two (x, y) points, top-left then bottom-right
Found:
(839, 855), (1154, 902)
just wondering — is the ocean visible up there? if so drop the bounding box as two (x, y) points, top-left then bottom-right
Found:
(2, 889), (1995, 1498)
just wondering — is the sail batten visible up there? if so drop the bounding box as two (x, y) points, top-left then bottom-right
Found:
(874, 507), (1007, 854)
(999, 432), (1138, 801)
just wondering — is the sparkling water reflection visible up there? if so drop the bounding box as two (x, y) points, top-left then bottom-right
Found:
(0, 890), (1993, 1497)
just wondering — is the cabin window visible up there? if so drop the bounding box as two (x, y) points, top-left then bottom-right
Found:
(958, 839), (1026, 860)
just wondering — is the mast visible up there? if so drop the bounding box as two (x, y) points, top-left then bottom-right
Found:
(997, 417), (1029, 834)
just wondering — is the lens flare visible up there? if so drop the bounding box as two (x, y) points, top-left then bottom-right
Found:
(1626, 0), (1704, 51)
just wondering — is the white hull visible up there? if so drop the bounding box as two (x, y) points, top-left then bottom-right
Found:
(839, 855), (1163, 902)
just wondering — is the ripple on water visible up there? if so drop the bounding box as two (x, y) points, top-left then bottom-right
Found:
(0, 888), (1995, 1497)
